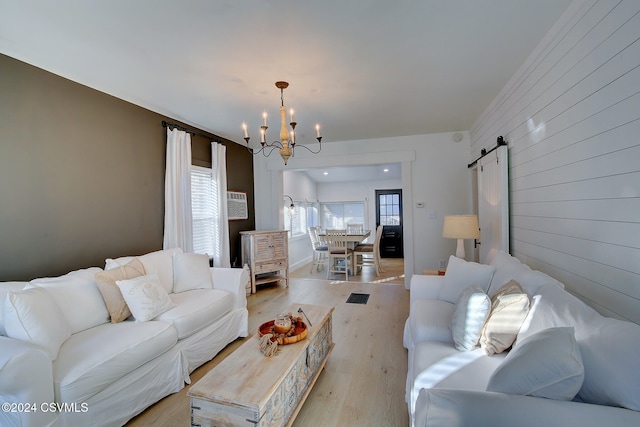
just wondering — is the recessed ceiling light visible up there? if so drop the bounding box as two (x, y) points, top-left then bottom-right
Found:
(323, 171), (328, 175)
(383, 168), (389, 172)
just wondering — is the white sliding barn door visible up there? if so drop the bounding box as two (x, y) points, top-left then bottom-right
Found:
(477, 145), (509, 264)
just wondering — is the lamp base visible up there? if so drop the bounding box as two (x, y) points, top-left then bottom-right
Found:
(455, 239), (466, 259)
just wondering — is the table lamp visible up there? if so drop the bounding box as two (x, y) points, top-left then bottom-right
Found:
(443, 215), (480, 259)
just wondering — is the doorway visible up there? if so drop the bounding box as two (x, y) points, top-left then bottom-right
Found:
(375, 189), (403, 258)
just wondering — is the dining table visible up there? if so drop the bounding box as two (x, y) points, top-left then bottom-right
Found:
(318, 230), (371, 248)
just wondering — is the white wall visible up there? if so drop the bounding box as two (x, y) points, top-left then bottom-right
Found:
(253, 132), (473, 287)
(282, 170), (317, 271)
(283, 170), (317, 202)
(470, 0), (640, 322)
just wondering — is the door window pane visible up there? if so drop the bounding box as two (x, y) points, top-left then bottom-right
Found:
(379, 194), (400, 225)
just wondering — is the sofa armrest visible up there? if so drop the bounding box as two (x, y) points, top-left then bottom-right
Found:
(210, 265), (249, 310)
(414, 388), (640, 427)
(409, 274), (445, 304)
(0, 336), (56, 427)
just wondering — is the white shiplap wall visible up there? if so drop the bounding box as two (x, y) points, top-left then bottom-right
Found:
(470, 0), (640, 323)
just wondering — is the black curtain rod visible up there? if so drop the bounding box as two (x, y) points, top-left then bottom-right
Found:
(162, 120), (221, 141)
(467, 136), (507, 168)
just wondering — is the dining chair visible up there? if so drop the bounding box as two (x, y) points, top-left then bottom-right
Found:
(325, 229), (354, 280)
(354, 225), (385, 276)
(308, 226), (328, 272)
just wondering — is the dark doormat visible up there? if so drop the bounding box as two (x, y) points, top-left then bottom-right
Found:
(346, 293), (370, 304)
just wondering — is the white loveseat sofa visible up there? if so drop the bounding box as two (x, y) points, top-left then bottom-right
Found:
(0, 248), (249, 427)
(404, 252), (640, 427)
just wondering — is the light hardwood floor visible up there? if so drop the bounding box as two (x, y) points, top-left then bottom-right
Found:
(290, 257), (406, 285)
(127, 273), (410, 427)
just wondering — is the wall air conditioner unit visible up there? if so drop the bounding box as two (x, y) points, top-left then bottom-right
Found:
(227, 191), (248, 220)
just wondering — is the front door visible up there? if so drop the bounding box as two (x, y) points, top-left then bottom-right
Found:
(375, 189), (403, 258)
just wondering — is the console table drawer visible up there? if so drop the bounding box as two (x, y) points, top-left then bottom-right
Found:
(254, 259), (287, 275)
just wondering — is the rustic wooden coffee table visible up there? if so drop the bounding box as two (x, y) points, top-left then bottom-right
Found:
(188, 303), (334, 427)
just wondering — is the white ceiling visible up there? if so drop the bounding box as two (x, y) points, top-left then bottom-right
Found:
(1, 0), (571, 148)
(300, 163), (402, 184)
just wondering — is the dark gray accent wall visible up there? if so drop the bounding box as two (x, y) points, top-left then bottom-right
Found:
(0, 54), (254, 281)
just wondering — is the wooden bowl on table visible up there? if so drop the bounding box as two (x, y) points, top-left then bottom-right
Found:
(258, 319), (308, 345)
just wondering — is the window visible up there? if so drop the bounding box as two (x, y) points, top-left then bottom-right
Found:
(191, 166), (216, 255)
(320, 202), (365, 229)
(307, 202), (319, 229)
(284, 200), (308, 238)
(283, 199), (319, 238)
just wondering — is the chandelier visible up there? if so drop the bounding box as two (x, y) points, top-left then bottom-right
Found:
(242, 81), (322, 165)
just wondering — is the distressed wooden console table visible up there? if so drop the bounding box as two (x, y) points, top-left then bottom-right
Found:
(188, 303), (334, 427)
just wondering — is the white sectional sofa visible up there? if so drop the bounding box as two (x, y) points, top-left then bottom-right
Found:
(404, 252), (640, 427)
(0, 248), (249, 427)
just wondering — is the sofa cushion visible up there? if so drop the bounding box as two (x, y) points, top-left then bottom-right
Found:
(487, 251), (531, 296)
(450, 287), (491, 351)
(409, 299), (455, 346)
(172, 252), (212, 293)
(576, 316), (640, 411)
(515, 283), (599, 344)
(488, 251), (564, 297)
(116, 274), (174, 322)
(516, 269), (564, 296)
(410, 340), (506, 414)
(53, 320), (178, 404)
(487, 327), (584, 400)
(480, 280), (530, 355)
(439, 255), (494, 304)
(412, 341), (507, 391)
(28, 267), (109, 334)
(95, 258), (146, 323)
(514, 283), (640, 411)
(3, 287), (72, 360)
(156, 289), (232, 339)
(106, 247), (182, 293)
(0, 281), (28, 336)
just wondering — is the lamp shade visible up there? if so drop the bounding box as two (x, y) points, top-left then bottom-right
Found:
(443, 215), (480, 239)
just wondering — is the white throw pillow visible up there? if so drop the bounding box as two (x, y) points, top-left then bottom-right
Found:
(487, 327), (584, 401)
(439, 255), (495, 304)
(450, 286), (491, 351)
(173, 252), (212, 293)
(116, 273), (174, 322)
(3, 287), (72, 360)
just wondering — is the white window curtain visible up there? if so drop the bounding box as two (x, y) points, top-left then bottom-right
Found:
(212, 142), (230, 268)
(163, 128), (193, 252)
